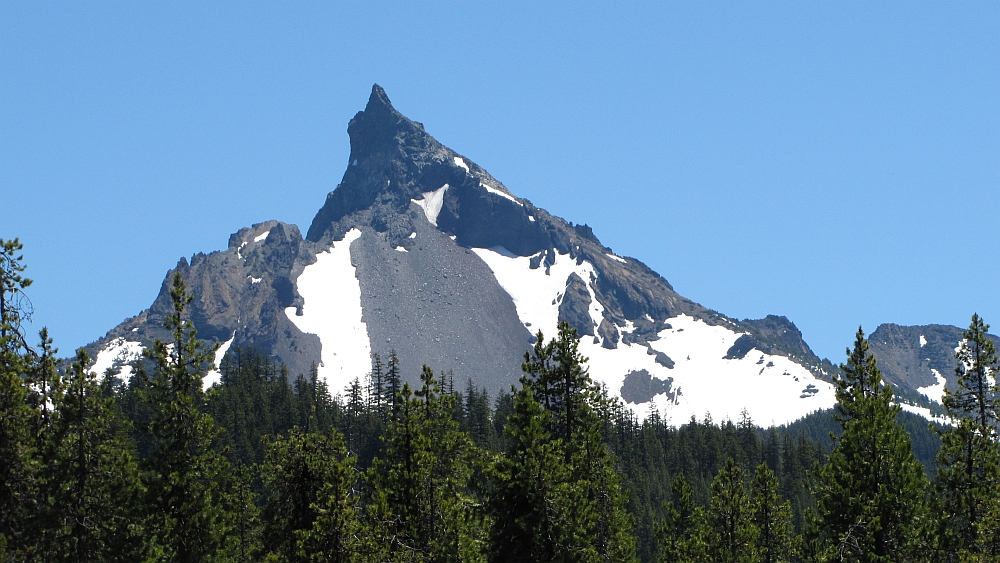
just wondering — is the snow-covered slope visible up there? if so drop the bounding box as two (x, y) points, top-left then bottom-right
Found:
(470, 245), (835, 424)
(284, 228), (372, 393)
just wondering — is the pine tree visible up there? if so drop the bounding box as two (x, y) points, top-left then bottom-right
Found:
(490, 323), (636, 563)
(0, 238), (39, 558)
(0, 238), (32, 352)
(35, 349), (145, 562)
(812, 328), (927, 562)
(705, 458), (755, 563)
(751, 463), (796, 563)
(261, 427), (360, 563)
(656, 473), (706, 563)
(369, 365), (484, 563)
(935, 314), (1000, 560)
(370, 352), (385, 418)
(139, 272), (240, 563)
(489, 383), (577, 563)
(386, 350), (401, 413)
(26, 328), (62, 436)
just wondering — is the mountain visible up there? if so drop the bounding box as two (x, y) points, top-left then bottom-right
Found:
(83, 85), (988, 427)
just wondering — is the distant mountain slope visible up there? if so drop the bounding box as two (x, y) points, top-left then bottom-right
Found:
(84, 85), (990, 426)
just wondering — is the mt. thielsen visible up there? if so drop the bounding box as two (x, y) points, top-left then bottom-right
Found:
(84, 85), (988, 426)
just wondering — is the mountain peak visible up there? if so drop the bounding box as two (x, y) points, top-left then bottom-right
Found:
(366, 83), (394, 113)
(307, 86), (447, 241)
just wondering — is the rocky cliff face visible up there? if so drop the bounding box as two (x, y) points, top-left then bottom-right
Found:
(84, 85), (988, 426)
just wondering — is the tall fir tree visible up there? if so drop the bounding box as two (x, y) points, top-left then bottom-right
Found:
(35, 349), (145, 562)
(139, 272), (243, 563)
(261, 427), (361, 563)
(935, 314), (1000, 560)
(751, 462), (796, 563)
(656, 473), (706, 563)
(811, 328), (927, 562)
(490, 323), (636, 563)
(369, 366), (484, 563)
(0, 238), (39, 559)
(705, 458), (755, 563)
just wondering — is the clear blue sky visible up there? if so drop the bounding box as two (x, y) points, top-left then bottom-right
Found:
(3, 2), (998, 363)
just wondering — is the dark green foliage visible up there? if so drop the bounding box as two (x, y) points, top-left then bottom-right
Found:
(34, 349), (144, 562)
(751, 463), (796, 563)
(780, 407), (942, 474)
(934, 314), (1000, 560)
(138, 272), (250, 562)
(616, 411), (823, 562)
(0, 238), (38, 557)
(261, 427), (360, 563)
(656, 474), (705, 563)
(705, 458), (755, 563)
(490, 323), (636, 563)
(811, 328), (927, 562)
(368, 365), (485, 562)
(206, 346), (298, 467)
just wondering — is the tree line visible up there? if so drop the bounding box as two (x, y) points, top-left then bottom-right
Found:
(2, 236), (999, 562)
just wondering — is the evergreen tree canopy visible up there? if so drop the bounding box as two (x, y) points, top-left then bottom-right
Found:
(812, 328), (927, 562)
(490, 323), (636, 563)
(138, 272), (246, 563)
(935, 314), (1000, 559)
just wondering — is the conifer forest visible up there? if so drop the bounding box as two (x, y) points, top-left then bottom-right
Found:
(2, 236), (999, 563)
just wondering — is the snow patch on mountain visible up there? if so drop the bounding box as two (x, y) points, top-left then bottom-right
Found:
(586, 313), (839, 425)
(634, 315), (835, 425)
(284, 228), (371, 393)
(919, 334), (927, 347)
(480, 182), (523, 206)
(919, 368), (948, 403)
(899, 402), (948, 423)
(471, 246), (603, 340)
(470, 247), (834, 424)
(90, 337), (144, 381)
(606, 253), (627, 264)
(254, 230), (271, 243)
(204, 331), (236, 389)
(413, 184), (449, 226)
(453, 156), (470, 173)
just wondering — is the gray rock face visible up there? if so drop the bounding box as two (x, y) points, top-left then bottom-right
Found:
(88, 221), (323, 380)
(351, 218), (531, 393)
(620, 369), (676, 405)
(558, 273), (595, 337)
(867, 323), (1000, 397)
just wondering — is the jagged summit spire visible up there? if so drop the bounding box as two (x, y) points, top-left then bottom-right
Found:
(366, 84), (394, 112)
(345, 84), (430, 165)
(307, 85), (445, 241)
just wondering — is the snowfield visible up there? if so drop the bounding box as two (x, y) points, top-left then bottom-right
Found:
(204, 331), (236, 389)
(481, 183), (522, 206)
(919, 368), (948, 404)
(90, 337), (144, 381)
(413, 185), (449, 226)
(471, 246), (603, 342)
(284, 228), (372, 394)
(472, 246), (837, 426)
(606, 253), (627, 264)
